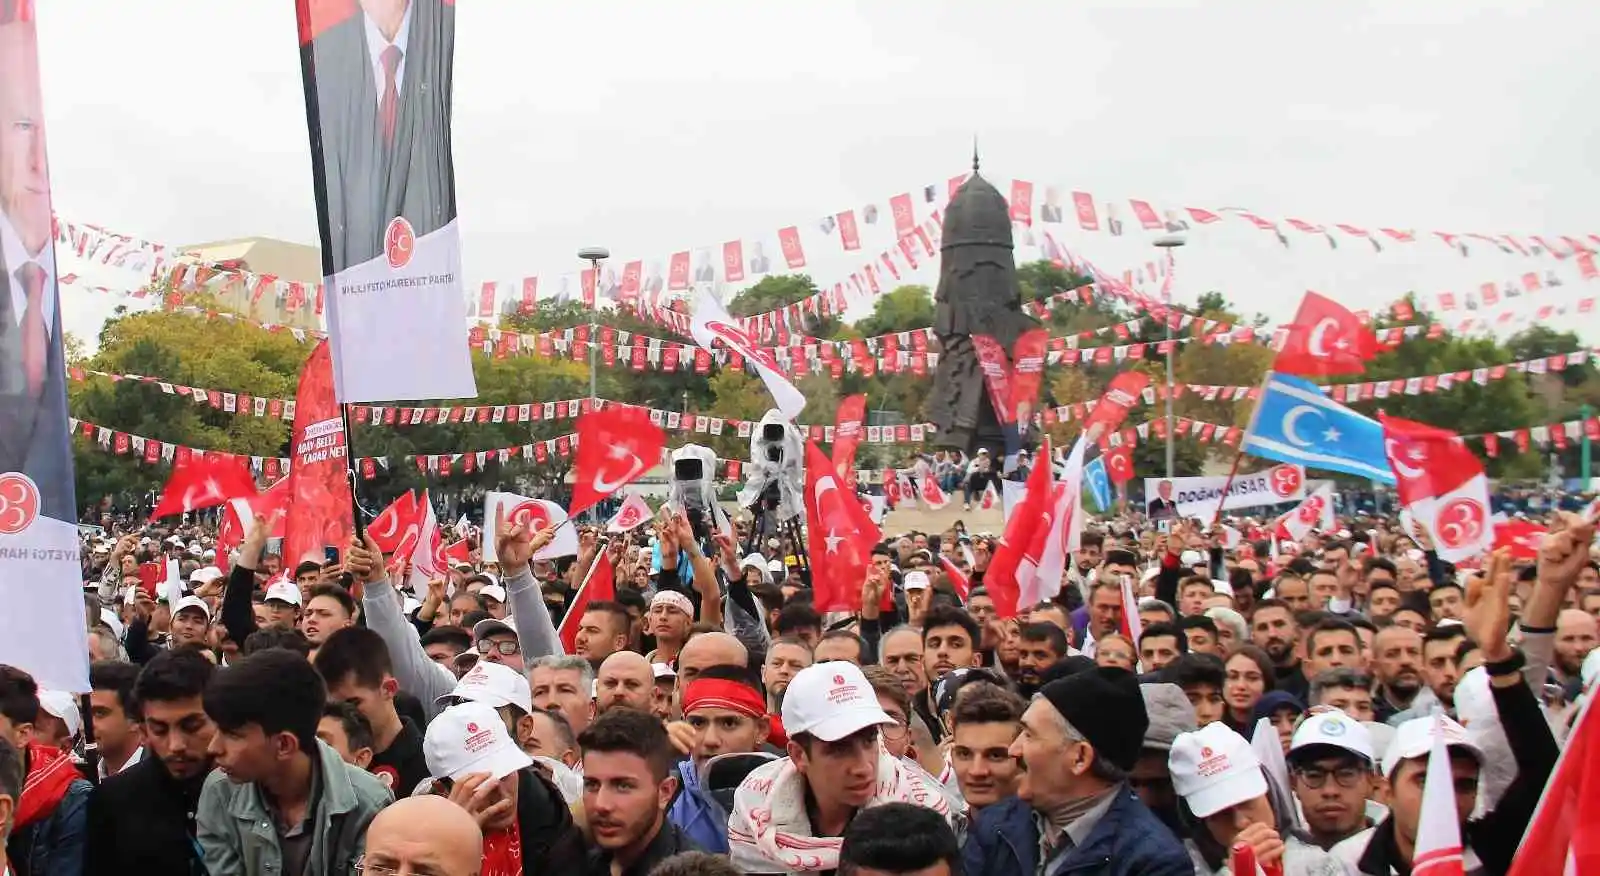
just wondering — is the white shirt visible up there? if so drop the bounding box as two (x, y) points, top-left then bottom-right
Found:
(98, 744), (144, 779)
(1, 212), (54, 336)
(363, 4), (413, 110)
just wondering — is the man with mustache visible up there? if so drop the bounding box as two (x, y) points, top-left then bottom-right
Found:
(1370, 625), (1427, 723)
(85, 649), (216, 875)
(1249, 598), (1308, 701)
(1013, 622), (1067, 697)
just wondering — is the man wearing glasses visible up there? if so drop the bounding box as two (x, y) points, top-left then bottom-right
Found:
(471, 616), (524, 672)
(1286, 709), (1382, 850)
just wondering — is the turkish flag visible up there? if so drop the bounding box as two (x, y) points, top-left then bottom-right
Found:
(985, 438), (1055, 618)
(150, 453), (258, 520)
(1493, 520), (1547, 560)
(216, 477), (291, 567)
(369, 491), (423, 555)
(1507, 691), (1600, 876)
(605, 493), (654, 533)
(915, 460), (950, 510)
(1273, 292), (1377, 377)
(804, 442), (880, 612)
(939, 555), (970, 602)
(1102, 444), (1135, 485)
(558, 553), (616, 654)
(569, 406), (666, 517)
(832, 394), (867, 476)
(1381, 414), (1492, 563)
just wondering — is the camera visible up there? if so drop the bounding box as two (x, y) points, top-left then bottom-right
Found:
(668, 444), (720, 544)
(739, 410), (806, 522)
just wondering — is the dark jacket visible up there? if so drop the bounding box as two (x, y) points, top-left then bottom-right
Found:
(963, 789), (1192, 876)
(7, 773), (92, 876)
(85, 755), (209, 876)
(583, 818), (700, 876)
(513, 766), (588, 875)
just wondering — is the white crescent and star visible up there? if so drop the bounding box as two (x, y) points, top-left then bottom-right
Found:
(1282, 405), (1324, 448)
(593, 444), (648, 494)
(1307, 317), (1338, 357)
(1386, 439), (1427, 479)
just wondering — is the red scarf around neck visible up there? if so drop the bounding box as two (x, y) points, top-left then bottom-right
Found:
(16, 742), (77, 829)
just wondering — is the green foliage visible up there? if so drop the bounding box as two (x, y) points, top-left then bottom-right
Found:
(856, 285), (935, 337)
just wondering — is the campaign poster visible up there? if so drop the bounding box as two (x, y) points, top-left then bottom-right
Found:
(0, 2), (89, 693)
(296, 0), (476, 402)
(283, 341), (355, 566)
(1144, 464), (1307, 522)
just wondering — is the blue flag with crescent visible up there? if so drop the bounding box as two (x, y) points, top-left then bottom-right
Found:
(1083, 457), (1114, 512)
(1243, 372), (1396, 484)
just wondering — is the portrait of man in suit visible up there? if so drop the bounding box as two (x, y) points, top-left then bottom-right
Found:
(302, 0), (457, 274)
(1040, 187), (1064, 223)
(0, 8), (76, 523)
(748, 240), (771, 275)
(1146, 479), (1177, 520)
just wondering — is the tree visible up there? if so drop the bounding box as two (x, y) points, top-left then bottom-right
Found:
(855, 285), (935, 337)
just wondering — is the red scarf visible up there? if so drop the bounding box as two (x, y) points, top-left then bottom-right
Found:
(480, 824), (523, 876)
(16, 743), (77, 828)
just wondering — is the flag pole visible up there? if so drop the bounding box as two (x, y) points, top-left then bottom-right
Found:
(342, 403), (365, 541)
(1209, 371), (1275, 528)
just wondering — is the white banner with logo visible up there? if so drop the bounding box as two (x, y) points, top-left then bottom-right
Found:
(1144, 464), (1307, 521)
(481, 491), (578, 563)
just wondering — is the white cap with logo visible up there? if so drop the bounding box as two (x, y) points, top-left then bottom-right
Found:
(902, 570), (931, 591)
(1290, 709), (1374, 763)
(1381, 714), (1482, 778)
(781, 661), (895, 742)
(438, 660), (533, 715)
(424, 701), (533, 782)
(264, 580), (301, 606)
(1168, 722), (1268, 818)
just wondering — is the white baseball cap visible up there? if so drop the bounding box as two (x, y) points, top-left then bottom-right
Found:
(1289, 710), (1374, 763)
(903, 570), (931, 591)
(439, 660), (533, 715)
(189, 566), (224, 585)
(187, 542), (204, 557)
(478, 584), (507, 604)
(781, 661), (895, 743)
(1381, 715), (1483, 778)
(424, 701), (533, 782)
(173, 595), (212, 622)
(1209, 578), (1234, 597)
(264, 580), (301, 606)
(98, 608), (125, 640)
(472, 616), (517, 642)
(1168, 722), (1268, 818)
(38, 690), (82, 739)
(652, 662), (677, 680)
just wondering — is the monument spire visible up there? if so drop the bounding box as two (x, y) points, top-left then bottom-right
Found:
(972, 136), (980, 173)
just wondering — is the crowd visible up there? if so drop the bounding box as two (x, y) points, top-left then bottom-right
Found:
(2, 495), (1596, 876)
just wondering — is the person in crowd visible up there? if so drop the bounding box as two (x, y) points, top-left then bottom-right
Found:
(1308, 668), (1377, 723)
(1093, 632), (1137, 671)
(729, 661), (957, 873)
(358, 795), (484, 876)
(574, 600), (633, 666)
(581, 707), (702, 875)
(596, 650), (660, 715)
(1179, 615), (1223, 655)
(1370, 624), (1428, 723)
(0, 738), (17, 876)
(669, 665), (772, 853)
(1169, 721), (1346, 875)
(1303, 618), (1366, 680)
(0, 665), (90, 876)
(528, 654), (597, 738)
(1166, 652), (1227, 727)
(1222, 645), (1274, 735)
(1250, 599), (1309, 701)
(299, 583), (358, 658)
(760, 636), (812, 713)
(880, 626), (939, 737)
(1013, 622), (1069, 696)
(86, 649), (215, 875)
(1286, 710), (1382, 851)
(814, 630), (870, 665)
(947, 682), (1025, 813)
(317, 702), (376, 770)
(422, 700), (587, 876)
(87, 660), (143, 778)
(196, 648), (392, 876)
(963, 666), (1191, 876)
(1132, 683), (1197, 837)
(1139, 622), (1188, 673)
(313, 626), (430, 795)
(921, 605), (982, 684)
(838, 802), (963, 876)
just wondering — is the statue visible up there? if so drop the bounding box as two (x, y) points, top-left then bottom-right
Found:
(925, 154), (1041, 459)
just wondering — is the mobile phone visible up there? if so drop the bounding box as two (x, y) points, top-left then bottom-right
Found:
(324, 546), (340, 565)
(1157, 519), (1171, 534)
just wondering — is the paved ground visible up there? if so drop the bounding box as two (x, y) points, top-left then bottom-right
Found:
(882, 501), (1008, 535)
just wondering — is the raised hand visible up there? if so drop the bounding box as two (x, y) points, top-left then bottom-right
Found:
(1465, 548), (1514, 662)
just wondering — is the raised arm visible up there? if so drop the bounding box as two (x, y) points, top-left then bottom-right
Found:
(499, 509), (564, 659)
(347, 533), (456, 719)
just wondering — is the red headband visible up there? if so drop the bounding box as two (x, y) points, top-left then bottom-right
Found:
(683, 678), (767, 721)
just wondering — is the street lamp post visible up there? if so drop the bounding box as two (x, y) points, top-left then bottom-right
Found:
(577, 246), (610, 401)
(1153, 234), (1186, 480)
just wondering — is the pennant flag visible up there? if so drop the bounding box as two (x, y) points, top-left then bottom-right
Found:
(1381, 415), (1493, 563)
(1508, 694), (1600, 876)
(482, 491), (578, 563)
(803, 442), (880, 612)
(606, 493), (654, 533)
(283, 341), (354, 567)
(832, 394), (867, 475)
(1274, 482), (1336, 543)
(1084, 457), (1114, 512)
(570, 406), (666, 517)
(1118, 571), (1143, 655)
(691, 288), (805, 418)
(895, 470), (918, 510)
(1015, 435), (1090, 609)
(1084, 371), (1150, 437)
(1243, 372), (1395, 483)
(295, 0), (475, 403)
(1273, 291), (1377, 377)
(914, 459), (950, 510)
(405, 491), (448, 594)
(368, 491), (422, 555)
(557, 552), (616, 654)
(986, 437), (1055, 618)
(1413, 716), (1468, 876)
(939, 555), (970, 603)
(981, 480), (1001, 511)
(150, 454), (258, 520)
(1103, 444), (1136, 485)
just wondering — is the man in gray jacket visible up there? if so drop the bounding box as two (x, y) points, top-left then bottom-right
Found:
(197, 649), (392, 876)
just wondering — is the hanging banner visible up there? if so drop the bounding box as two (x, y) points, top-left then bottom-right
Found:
(1143, 464), (1306, 521)
(283, 341), (354, 566)
(1008, 328), (1049, 438)
(0, 4), (88, 693)
(295, 0), (475, 402)
(971, 334), (1023, 465)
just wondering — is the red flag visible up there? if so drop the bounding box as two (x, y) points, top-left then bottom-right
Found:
(1413, 717), (1468, 876)
(558, 554), (616, 654)
(283, 340), (354, 567)
(985, 438), (1055, 618)
(569, 406), (666, 517)
(443, 538), (470, 565)
(805, 442), (880, 612)
(1273, 292), (1377, 376)
(1083, 372), (1150, 438)
(1381, 415), (1492, 564)
(217, 478), (290, 565)
(1102, 444), (1135, 485)
(369, 491), (422, 555)
(1508, 696), (1600, 876)
(1493, 520), (1547, 561)
(939, 555), (970, 603)
(832, 394), (867, 475)
(150, 454), (258, 520)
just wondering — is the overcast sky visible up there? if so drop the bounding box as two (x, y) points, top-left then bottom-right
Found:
(38, 1), (1600, 346)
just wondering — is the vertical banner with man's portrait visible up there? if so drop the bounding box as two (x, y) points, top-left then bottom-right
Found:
(296, 0), (476, 403)
(0, 1), (89, 693)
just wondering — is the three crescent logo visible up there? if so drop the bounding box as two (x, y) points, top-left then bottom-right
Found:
(507, 499), (553, 533)
(0, 473), (41, 535)
(1269, 465), (1303, 498)
(1436, 498), (1486, 549)
(384, 216), (415, 269)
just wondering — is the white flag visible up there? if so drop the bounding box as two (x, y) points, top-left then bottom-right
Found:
(481, 491), (578, 563)
(690, 288), (806, 418)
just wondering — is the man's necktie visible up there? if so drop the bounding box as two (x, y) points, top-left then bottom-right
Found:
(380, 44), (402, 144)
(18, 262), (46, 396)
